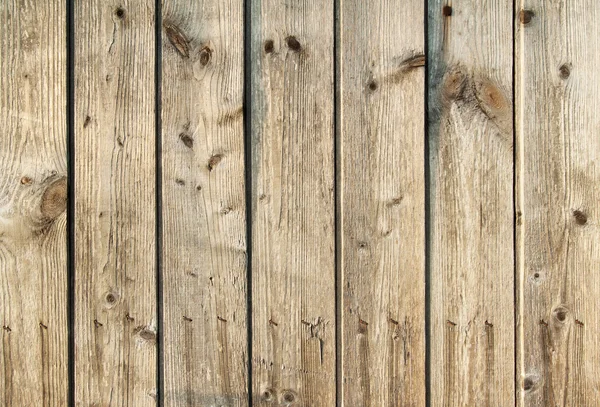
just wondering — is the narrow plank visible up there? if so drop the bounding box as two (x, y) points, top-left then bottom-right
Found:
(516, 2), (600, 405)
(428, 1), (514, 405)
(0, 2), (68, 406)
(74, 1), (157, 404)
(339, 0), (425, 405)
(250, 0), (336, 405)
(161, 0), (248, 405)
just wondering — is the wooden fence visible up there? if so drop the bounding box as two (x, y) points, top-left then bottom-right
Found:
(1, 0), (598, 405)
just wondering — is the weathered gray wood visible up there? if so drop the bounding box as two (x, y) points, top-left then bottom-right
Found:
(428, 1), (514, 405)
(161, 0), (248, 405)
(74, 1), (157, 404)
(250, 0), (336, 405)
(339, 0), (426, 405)
(516, 3), (600, 405)
(0, 2), (68, 406)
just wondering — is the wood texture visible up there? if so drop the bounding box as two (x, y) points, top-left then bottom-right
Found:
(250, 0), (336, 405)
(339, 1), (426, 406)
(161, 0), (248, 405)
(428, 1), (514, 405)
(0, 2), (68, 406)
(517, 2), (600, 405)
(74, 1), (157, 405)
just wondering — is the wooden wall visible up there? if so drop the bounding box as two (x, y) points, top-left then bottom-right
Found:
(1, 0), (599, 406)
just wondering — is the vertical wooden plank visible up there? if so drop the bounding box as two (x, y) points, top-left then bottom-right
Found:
(250, 1), (335, 405)
(339, 0), (425, 406)
(517, 2), (600, 405)
(428, 1), (514, 405)
(161, 0), (247, 405)
(74, 1), (157, 405)
(0, 1), (68, 406)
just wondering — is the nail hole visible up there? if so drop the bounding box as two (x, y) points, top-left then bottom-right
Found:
(559, 63), (571, 79)
(573, 210), (587, 225)
(264, 39), (274, 54)
(443, 5), (452, 16)
(523, 377), (534, 391)
(262, 388), (275, 402)
(281, 390), (296, 404)
(519, 9), (534, 24)
(286, 36), (301, 52)
(115, 7), (125, 19)
(553, 306), (568, 323)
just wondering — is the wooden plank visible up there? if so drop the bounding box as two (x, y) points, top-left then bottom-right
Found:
(250, 0), (335, 405)
(0, 2), (68, 406)
(516, 3), (600, 405)
(428, 1), (514, 405)
(160, 0), (248, 405)
(74, 1), (157, 404)
(338, 0), (425, 405)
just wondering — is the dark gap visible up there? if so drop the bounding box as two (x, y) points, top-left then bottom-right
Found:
(243, 0), (253, 404)
(66, 0), (75, 405)
(333, 0), (341, 404)
(155, 0), (164, 405)
(512, 0), (518, 403)
(424, 0), (431, 405)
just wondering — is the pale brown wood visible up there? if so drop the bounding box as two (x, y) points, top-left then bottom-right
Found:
(339, 0), (426, 405)
(0, 2), (68, 406)
(74, 1), (157, 405)
(516, 2), (600, 405)
(428, 1), (514, 405)
(250, 0), (336, 405)
(161, 0), (248, 405)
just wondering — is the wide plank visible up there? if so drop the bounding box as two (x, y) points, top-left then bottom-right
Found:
(428, 1), (514, 405)
(161, 0), (248, 405)
(250, 0), (336, 405)
(516, 2), (600, 405)
(339, 0), (426, 405)
(74, 1), (157, 404)
(0, 2), (68, 405)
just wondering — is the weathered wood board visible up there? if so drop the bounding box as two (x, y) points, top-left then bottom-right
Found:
(428, 1), (515, 405)
(250, 0), (336, 405)
(516, 2), (600, 405)
(0, 2), (68, 406)
(4, 1), (600, 405)
(161, 0), (248, 405)
(74, 1), (157, 405)
(339, 0), (426, 405)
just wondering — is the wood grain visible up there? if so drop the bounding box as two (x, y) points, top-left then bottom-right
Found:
(428, 1), (514, 405)
(161, 0), (248, 405)
(516, 2), (600, 405)
(0, 2), (68, 406)
(250, 0), (336, 405)
(74, 1), (157, 405)
(339, 0), (426, 405)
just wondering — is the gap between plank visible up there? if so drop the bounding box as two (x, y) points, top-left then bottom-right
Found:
(424, 0), (431, 405)
(243, 0), (253, 403)
(512, 0), (519, 404)
(334, 5), (341, 407)
(66, 0), (75, 405)
(333, 0), (341, 404)
(155, 0), (164, 404)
